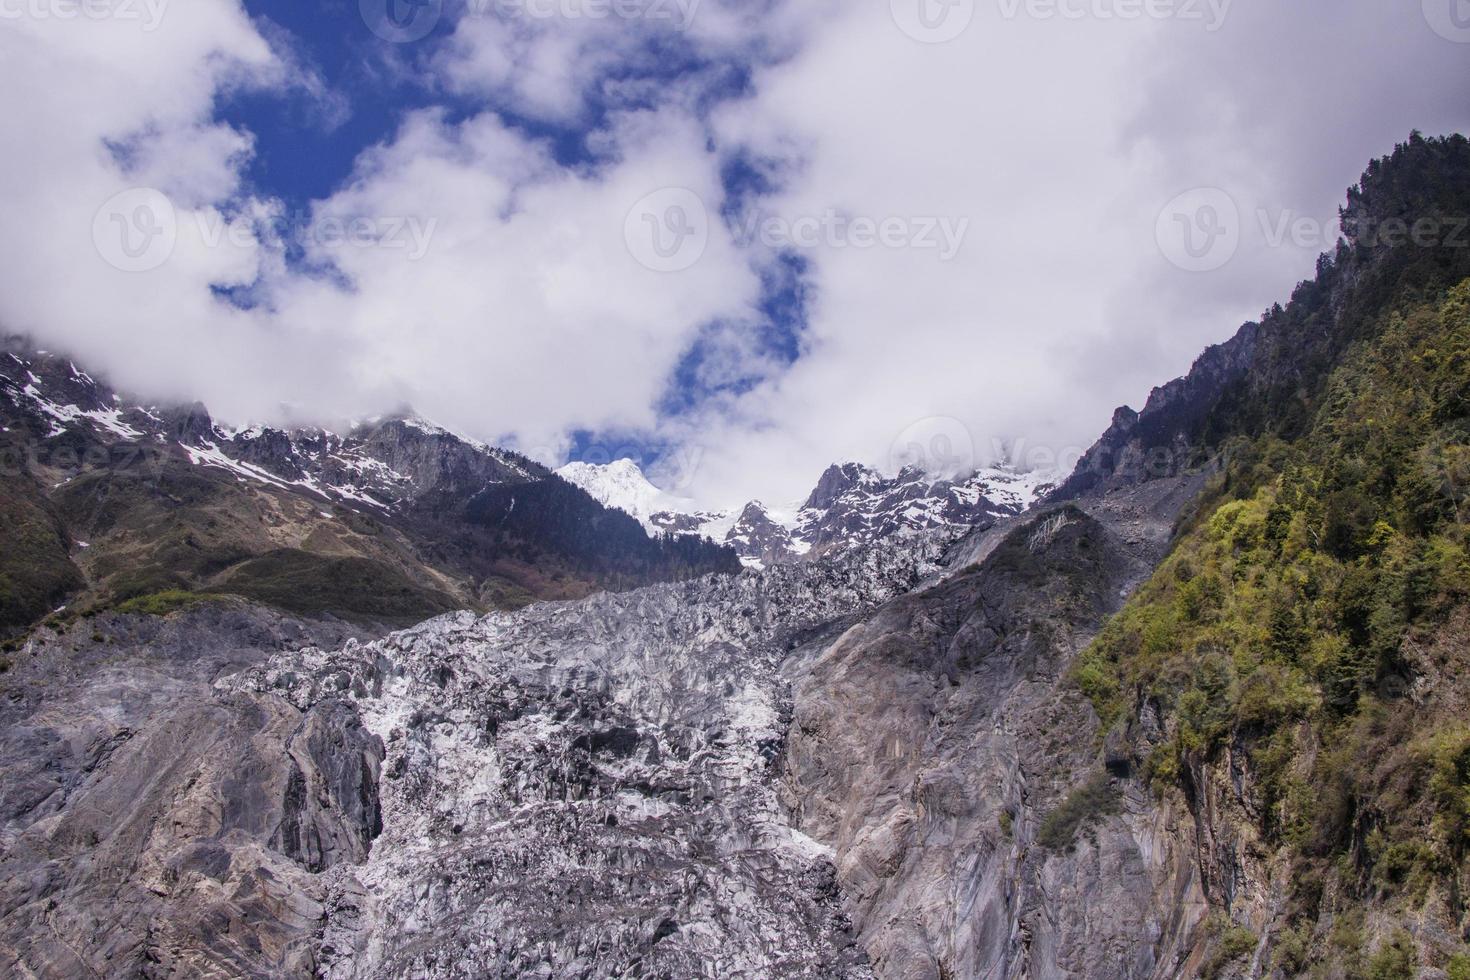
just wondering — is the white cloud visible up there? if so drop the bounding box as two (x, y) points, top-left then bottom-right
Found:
(434, 0), (776, 121)
(0, 0), (762, 456)
(669, 2), (1470, 507)
(261, 105), (762, 452)
(1, 0), (1467, 512)
(0, 1), (281, 402)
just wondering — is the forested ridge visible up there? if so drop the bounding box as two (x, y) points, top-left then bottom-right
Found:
(1072, 134), (1470, 977)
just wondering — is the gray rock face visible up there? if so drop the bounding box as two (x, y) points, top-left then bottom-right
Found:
(781, 494), (1208, 979)
(710, 463), (1049, 568)
(792, 464), (1045, 562)
(566, 457), (1048, 569)
(0, 340), (542, 512)
(0, 338), (738, 633)
(0, 603), (380, 977)
(272, 699), (385, 873)
(725, 500), (802, 566)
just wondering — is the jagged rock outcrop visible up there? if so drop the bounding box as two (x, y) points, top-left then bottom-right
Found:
(781, 481), (1225, 979)
(0, 602), (379, 977)
(0, 476), (1241, 980)
(793, 464), (1047, 562)
(5, 133), (1468, 980)
(726, 500), (802, 566)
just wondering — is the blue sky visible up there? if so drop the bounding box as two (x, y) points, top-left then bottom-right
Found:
(222, 7), (401, 205)
(217, 0), (802, 475)
(3, 0), (1469, 506)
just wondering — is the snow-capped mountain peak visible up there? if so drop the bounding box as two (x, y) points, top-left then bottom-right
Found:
(558, 456), (1053, 569)
(555, 458), (690, 530)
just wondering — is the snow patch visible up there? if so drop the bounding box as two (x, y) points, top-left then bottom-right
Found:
(557, 459), (695, 532)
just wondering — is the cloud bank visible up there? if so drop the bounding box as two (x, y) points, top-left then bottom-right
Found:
(1, 0), (1467, 508)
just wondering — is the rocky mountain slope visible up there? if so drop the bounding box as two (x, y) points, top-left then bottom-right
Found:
(793, 132), (1470, 980)
(559, 457), (1050, 568)
(0, 531), (955, 977)
(0, 344), (738, 636)
(1050, 133), (1470, 978)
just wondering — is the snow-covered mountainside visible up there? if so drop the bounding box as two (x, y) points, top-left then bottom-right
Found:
(562, 457), (1052, 568)
(3, 345), (537, 513)
(0, 339), (738, 628)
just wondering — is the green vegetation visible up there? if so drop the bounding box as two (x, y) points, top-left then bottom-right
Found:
(0, 485), (83, 637)
(1446, 952), (1470, 980)
(218, 549), (460, 624)
(1037, 771), (1119, 850)
(1201, 917), (1257, 980)
(1073, 274), (1470, 920)
(113, 589), (218, 617)
(1366, 930), (1417, 980)
(1270, 924), (1313, 975)
(478, 575), (537, 611)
